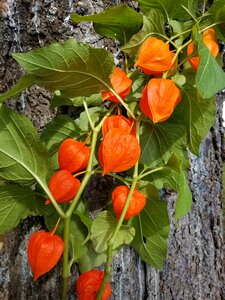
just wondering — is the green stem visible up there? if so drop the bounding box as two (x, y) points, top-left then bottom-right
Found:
(151, 32), (177, 49)
(93, 170), (132, 186)
(61, 218), (70, 300)
(96, 119), (141, 300)
(163, 39), (192, 78)
(138, 166), (165, 180)
(202, 0), (207, 15)
(124, 53), (129, 75)
(60, 104), (116, 300)
(169, 28), (192, 41)
(39, 181), (66, 219)
(97, 164), (139, 300)
(200, 22), (225, 34)
(181, 5), (197, 21)
(83, 100), (95, 131)
(60, 134), (97, 300)
(107, 86), (136, 120)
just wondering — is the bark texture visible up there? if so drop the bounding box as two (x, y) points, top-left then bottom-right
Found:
(0, 1), (224, 299)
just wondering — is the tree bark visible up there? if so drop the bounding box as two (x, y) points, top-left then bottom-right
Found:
(0, 1), (224, 299)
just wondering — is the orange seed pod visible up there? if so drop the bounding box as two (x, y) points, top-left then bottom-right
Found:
(45, 170), (80, 204)
(140, 78), (181, 123)
(112, 185), (146, 220)
(58, 138), (90, 173)
(102, 67), (132, 103)
(98, 128), (140, 176)
(102, 115), (136, 137)
(27, 231), (64, 281)
(76, 269), (111, 300)
(202, 28), (217, 41)
(134, 37), (175, 76)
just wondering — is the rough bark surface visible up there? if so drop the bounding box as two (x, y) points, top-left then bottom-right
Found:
(0, 1), (224, 299)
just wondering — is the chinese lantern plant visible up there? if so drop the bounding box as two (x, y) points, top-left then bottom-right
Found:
(0, 1), (225, 300)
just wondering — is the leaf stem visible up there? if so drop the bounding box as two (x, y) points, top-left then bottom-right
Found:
(163, 39), (192, 78)
(138, 166), (165, 180)
(181, 5), (197, 21)
(51, 217), (61, 236)
(83, 100), (95, 131)
(200, 22), (225, 34)
(39, 181), (66, 218)
(93, 170), (131, 186)
(169, 28), (192, 41)
(106, 86), (136, 120)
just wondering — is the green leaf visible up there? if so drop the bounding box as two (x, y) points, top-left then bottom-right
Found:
(77, 242), (115, 273)
(71, 4), (143, 45)
(196, 33), (225, 99)
(12, 39), (115, 98)
(0, 75), (36, 103)
(44, 202), (124, 272)
(143, 157), (192, 220)
(131, 184), (169, 269)
(0, 106), (49, 184)
(90, 211), (135, 253)
(77, 107), (105, 132)
(122, 10), (165, 58)
(169, 20), (193, 47)
(209, 0), (225, 42)
(137, 0), (198, 21)
(42, 115), (82, 170)
(44, 201), (91, 262)
(50, 93), (102, 109)
(42, 115), (82, 154)
(140, 120), (187, 167)
(174, 172), (192, 220)
(124, 72), (148, 103)
(70, 213), (90, 261)
(172, 83), (215, 155)
(0, 185), (35, 233)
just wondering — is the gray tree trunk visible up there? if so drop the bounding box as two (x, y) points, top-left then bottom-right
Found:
(0, 1), (224, 299)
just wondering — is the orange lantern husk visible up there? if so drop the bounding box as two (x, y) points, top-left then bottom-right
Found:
(112, 185), (146, 220)
(98, 128), (140, 176)
(102, 67), (132, 103)
(140, 78), (181, 123)
(76, 269), (111, 300)
(102, 115), (136, 137)
(45, 170), (81, 204)
(27, 231), (64, 281)
(134, 37), (175, 76)
(58, 138), (90, 173)
(202, 28), (217, 41)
